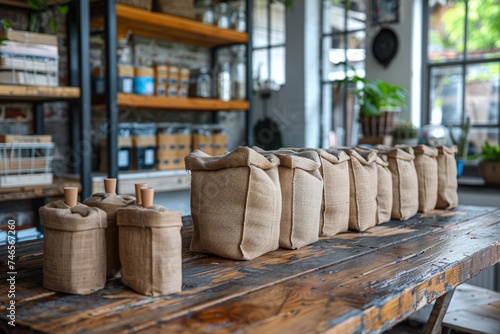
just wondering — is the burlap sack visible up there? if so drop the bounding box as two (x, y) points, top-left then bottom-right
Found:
(185, 147), (281, 260)
(116, 205), (182, 296)
(375, 154), (393, 224)
(413, 145), (439, 212)
(39, 201), (107, 295)
(84, 193), (135, 278)
(382, 147), (419, 220)
(308, 149), (350, 236)
(342, 149), (378, 231)
(270, 150), (323, 249)
(436, 146), (458, 209)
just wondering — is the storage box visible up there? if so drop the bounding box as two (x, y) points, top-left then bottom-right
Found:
(156, 133), (191, 170)
(132, 136), (156, 170)
(99, 136), (133, 172)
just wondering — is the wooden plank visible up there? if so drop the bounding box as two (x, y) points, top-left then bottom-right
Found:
(0, 207), (498, 333)
(115, 94), (249, 111)
(0, 177), (81, 202)
(115, 4), (247, 48)
(0, 85), (80, 101)
(443, 303), (500, 334)
(423, 289), (455, 334)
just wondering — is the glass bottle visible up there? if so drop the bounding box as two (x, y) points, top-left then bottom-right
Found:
(217, 61), (231, 101)
(231, 3), (246, 32)
(196, 0), (214, 25)
(232, 48), (246, 100)
(215, 2), (230, 29)
(194, 67), (212, 98)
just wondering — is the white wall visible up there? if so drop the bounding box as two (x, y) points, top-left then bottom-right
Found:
(365, 0), (423, 126)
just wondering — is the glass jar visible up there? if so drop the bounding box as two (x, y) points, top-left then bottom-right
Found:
(217, 61), (231, 101)
(232, 49), (246, 100)
(196, 67), (212, 98)
(117, 38), (133, 65)
(231, 3), (246, 32)
(215, 2), (230, 29)
(196, 0), (214, 25)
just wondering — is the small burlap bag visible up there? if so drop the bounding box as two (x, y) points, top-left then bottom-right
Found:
(303, 149), (350, 236)
(413, 145), (439, 212)
(375, 154), (393, 224)
(116, 205), (182, 296)
(84, 193), (135, 278)
(343, 149), (378, 231)
(185, 147), (281, 260)
(39, 201), (107, 295)
(436, 146), (458, 209)
(271, 150), (323, 249)
(381, 147), (419, 220)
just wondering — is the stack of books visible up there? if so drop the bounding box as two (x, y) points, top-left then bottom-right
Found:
(0, 30), (58, 86)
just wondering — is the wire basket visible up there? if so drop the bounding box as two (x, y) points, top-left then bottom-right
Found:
(0, 142), (54, 188)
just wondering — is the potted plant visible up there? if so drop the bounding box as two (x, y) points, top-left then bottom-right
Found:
(390, 123), (419, 146)
(337, 65), (408, 138)
(478, 141), (500, 185)
(448, 116), (471, 176)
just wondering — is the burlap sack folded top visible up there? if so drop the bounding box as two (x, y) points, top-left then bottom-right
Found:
(378, 146), (419, 220)
(436, 146), (458, 209)
(185, 147), (282, 260)
(84, 193), (136, 278)
(342, 148), (378, 231)
(266, 150), (323, 249)
(294, 148), (350, 237)
(117, 205), (182, 296)
(374, 154), (393, 224)
(413, 145), (439, 213)
(39, 201), (107, 295)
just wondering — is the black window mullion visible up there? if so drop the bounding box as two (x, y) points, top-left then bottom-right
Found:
(460, 0), (469, 127)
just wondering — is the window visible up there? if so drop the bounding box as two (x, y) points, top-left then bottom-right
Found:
(424, 0), (500, 157)
(320, 0), (367, 146)
(252, 0), (286, 87)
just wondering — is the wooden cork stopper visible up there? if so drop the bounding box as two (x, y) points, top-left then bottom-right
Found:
(134, 183), (148, 205)
(141, 187), (154, 208)
(104, 178), (117, 194)
(64, 187), (78, 208)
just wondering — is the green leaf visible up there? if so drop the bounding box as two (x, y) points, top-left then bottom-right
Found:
(49, 17), (57, 33)
(2, 19), (12, 29)
(28, 0), (47, 11)
(58, 5), (69, 16)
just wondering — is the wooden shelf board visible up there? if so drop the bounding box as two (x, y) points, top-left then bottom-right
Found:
(0, 177), (81, 202)
(115, 4), (248, 47)
(0, 85), (80, 101)
(104, 93), (249, 111)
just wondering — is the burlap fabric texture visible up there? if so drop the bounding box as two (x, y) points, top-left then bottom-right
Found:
(413, 145), (439, 213)
(375, 154), (393, 224)
(39, 201), (107, 295)
(185, 147), (282, 260)
(342, 149), (378, 231)
(381, 146), (419, 220)
(294, 148), (350, 236)
(436, 146), (458, 209)
(268, 150), (323, 249)
(116, 205), (182, 296)
(84, 192), (135, 278)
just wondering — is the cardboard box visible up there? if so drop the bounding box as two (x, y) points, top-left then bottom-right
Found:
(0, 135), (52, 143)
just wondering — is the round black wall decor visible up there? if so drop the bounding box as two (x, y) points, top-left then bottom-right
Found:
(372, 27), (399, 67)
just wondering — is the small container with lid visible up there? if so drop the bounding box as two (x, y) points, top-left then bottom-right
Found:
(133, 66), (155, 96)
(189, 67), (212, 98)
(217, 61), (231, 101)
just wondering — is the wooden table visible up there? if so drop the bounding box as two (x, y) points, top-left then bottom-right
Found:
(1, 205), (499, 333)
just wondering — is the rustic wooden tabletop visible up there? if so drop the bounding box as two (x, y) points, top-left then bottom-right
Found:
(1, 205), (499, 333)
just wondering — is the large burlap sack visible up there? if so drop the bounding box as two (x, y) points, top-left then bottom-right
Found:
(375, 154), (393, 224)
(343, 149), (378, 231)
(84, 193), (135, 278)
(185, 147), (281, 260)
(271, 150), (323, 249)
(39, 201), (107, 295)
(436, 146), (458, 209)
(413, 145), (439, 212)
(117, 205), (182, 296)
(382, 147), (419, 220)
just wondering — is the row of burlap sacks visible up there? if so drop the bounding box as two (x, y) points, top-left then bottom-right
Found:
(39, 190), (182, 296)
(185, 145), (458, 261)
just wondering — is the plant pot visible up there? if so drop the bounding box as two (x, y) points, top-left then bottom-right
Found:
(478, 162), (500, 185)
(360, 111), (399, 138)
(393, 138), (419, 147)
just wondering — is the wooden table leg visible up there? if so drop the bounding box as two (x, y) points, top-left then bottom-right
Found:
(423, 288), (456, 334)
